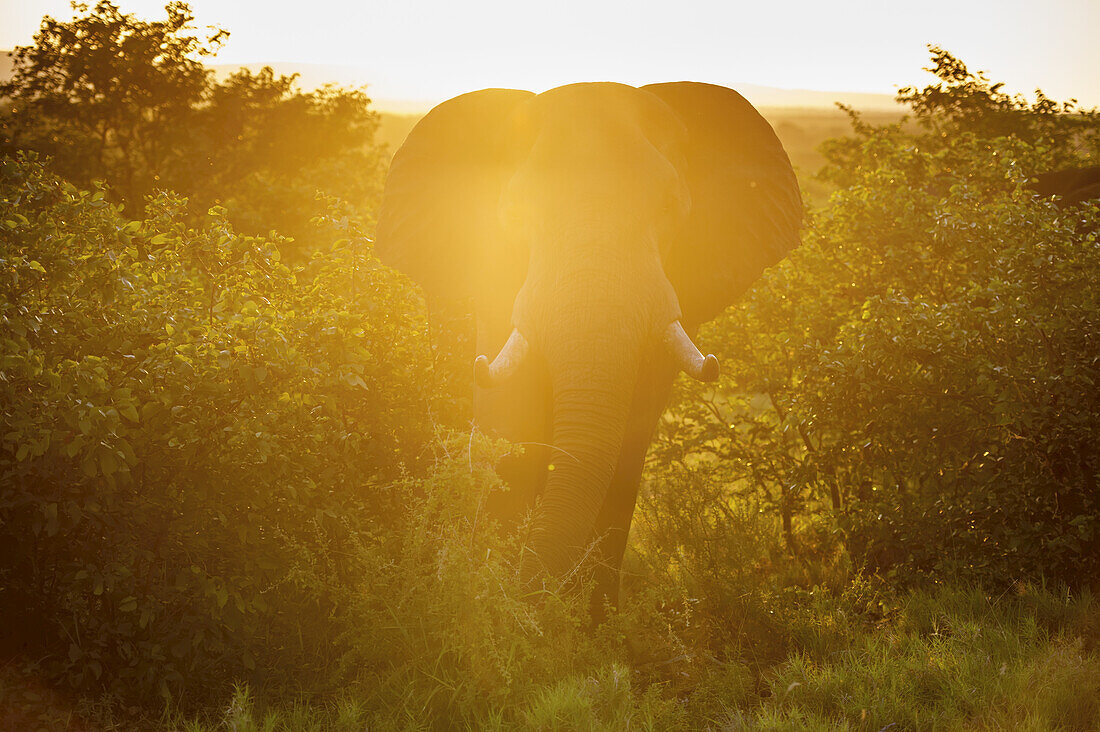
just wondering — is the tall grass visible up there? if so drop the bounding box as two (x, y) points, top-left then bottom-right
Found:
(165, 583), (1096, 730)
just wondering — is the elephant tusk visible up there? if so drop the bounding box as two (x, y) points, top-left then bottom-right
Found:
(475, 328), (530, 388)
(662, 320), (720, 382)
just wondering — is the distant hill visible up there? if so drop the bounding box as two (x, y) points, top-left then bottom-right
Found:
(207, 63), (439, 113)
(376, 113), (423, 153)
(3, 52), (900, 114)
(209, 62), (901, 114)
(715, 82), (898, 111)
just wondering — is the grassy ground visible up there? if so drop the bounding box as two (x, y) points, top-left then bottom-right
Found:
(200, 584), (1100, 731)
(6, 583), (1093, 730)
(183, 584), (1100, 730)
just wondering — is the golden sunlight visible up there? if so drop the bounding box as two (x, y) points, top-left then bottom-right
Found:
(4, 0), (1100, 108)
(2, 0), (1099, 727)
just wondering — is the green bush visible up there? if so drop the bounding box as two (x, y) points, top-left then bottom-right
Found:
(0, 153), (432, 703)
(648, 51), (1100, 589)
(0, 1), (387, 259)
(0, 154), (627, 723)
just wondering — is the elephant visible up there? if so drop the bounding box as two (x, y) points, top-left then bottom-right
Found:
(375, 82), (802, 612)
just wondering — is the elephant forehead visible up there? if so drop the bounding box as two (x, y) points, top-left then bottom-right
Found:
(527, 84), (661, 137)
(511, 96), (675, 180)
(533, 81), (640, 106)
(516, 84), (685, 175)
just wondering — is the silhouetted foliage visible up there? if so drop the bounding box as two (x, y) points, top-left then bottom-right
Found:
(820, 47), (1100, 193)
(899, 45), (1100, 150)
(0, 1), (385, 258)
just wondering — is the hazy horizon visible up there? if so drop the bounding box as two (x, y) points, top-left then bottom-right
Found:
(3, 0), (1100, 109)
(0, 50), (903, 114)
(206, 60), (904, 113)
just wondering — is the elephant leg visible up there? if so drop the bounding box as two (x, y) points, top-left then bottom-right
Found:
(590, 352), (677, 619)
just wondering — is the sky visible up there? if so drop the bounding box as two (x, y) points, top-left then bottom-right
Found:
(3, 0), (1099, 109)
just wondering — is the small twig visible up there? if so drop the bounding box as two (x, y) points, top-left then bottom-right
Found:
(512, 441), (582, 465)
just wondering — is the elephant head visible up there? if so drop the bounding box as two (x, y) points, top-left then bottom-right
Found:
(376, 82), (801, 595)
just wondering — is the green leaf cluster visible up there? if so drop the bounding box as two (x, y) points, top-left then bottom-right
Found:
(646, 49), (1100, 592)
(0, 1), (386, 259)
(0, 152), (433, 702)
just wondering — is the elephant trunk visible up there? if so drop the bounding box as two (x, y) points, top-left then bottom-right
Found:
(524, 344), (639, 579)
(513, 246), (681, 583)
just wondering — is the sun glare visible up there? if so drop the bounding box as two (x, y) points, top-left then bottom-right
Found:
(3, 0), (1100, 108)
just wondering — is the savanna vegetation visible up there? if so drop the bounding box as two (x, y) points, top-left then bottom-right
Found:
(2, 3), (1099, 729)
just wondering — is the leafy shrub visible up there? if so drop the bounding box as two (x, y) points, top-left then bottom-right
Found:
(0, 155), (635, 723)
(0, 153), (432, 703)
(647, 50), (1100, 589)
(0, 1), (387, 259)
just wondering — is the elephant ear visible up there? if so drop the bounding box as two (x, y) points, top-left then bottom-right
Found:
(642, 82), (803, 325)
(375, 88), (535, 301)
